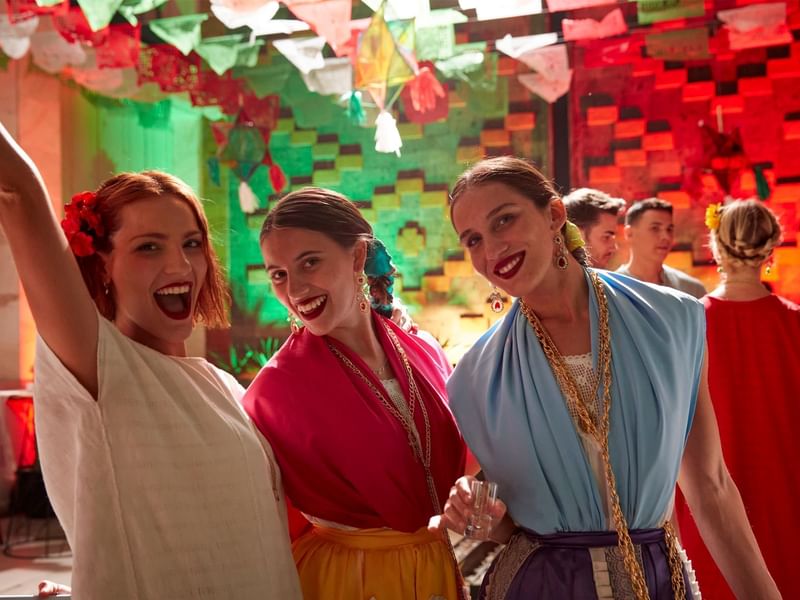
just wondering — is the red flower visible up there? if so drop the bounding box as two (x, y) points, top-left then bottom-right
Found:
(61, 215), (81, 237)
(71, 191), (97, 206)
(61, 190), (102, 256)
(68, 231), (95, 257)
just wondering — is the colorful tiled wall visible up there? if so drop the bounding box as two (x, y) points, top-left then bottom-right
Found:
(568, 1), (800, 300)
(222, 16), (552, 358)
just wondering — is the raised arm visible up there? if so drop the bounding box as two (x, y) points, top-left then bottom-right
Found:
(678, 347), (780, 599)
(0, 122), (98, 396)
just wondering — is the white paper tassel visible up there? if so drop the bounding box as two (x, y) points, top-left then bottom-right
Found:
(374, 110), (402, 156)
(238, 180), (259, 214)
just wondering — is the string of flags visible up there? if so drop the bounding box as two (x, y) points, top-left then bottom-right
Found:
(0, 0), (795, 212)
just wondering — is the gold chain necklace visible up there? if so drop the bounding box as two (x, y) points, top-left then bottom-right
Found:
(327, 326), (434, 505)
(327, 323), (470, 600)
(520, 271), (685, 600)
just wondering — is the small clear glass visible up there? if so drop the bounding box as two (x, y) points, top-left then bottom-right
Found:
(463, 480), (498, 541)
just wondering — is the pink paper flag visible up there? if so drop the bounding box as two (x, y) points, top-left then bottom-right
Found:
(545, 0), (615, 13)
(562, 8), (627, 42)
(717, 2), (792, 50)
(518, 70), (572, 103)
(517, 44), (572, 103)
(283, 0), (352, 55)
(522, 43), (569, 82)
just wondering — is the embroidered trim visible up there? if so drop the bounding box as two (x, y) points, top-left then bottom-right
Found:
(484, 531), (540, 600)
(605, 543), (644, 600)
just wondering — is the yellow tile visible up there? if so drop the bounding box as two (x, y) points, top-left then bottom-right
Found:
(336, 154), (363, 170)
(290, 130), (317, 145)
(276, 118), (294, 132)
(457, 145), (482, 164)
(421, 190), (448, 207)
(423, 274), (452, 293)
(373, 193), (401, 209)
(444, 259), (473, 278)
(397, 178), (424, 194)
(312, 169), (340, 186)
(398, 122), (424, 139)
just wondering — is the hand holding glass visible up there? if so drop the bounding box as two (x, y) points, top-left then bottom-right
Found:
(463, 480), (498, 541)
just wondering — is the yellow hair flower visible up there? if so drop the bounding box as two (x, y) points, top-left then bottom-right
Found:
(565, 221), (586, 252)
(705, 203), (722, 231)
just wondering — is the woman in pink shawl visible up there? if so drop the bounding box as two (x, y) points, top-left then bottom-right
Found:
(243, 187), (467, 600)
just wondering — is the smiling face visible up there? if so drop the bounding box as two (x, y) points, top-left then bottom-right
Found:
(452, 182), (566, 298)
(626, 208), (674, 264)
(583, 212), (619, 269)
(101, 195), (207, 354)
(261, 227), (366, 338)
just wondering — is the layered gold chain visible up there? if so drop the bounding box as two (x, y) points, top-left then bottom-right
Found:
(520, 271), (685, 600)
(328, 323), (470, 600)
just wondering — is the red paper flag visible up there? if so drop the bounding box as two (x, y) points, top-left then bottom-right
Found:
(283, 0), (353, 55)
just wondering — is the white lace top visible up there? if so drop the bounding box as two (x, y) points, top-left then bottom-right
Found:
(563, 353), (613, 525)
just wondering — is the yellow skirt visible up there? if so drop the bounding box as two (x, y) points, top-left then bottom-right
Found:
(292, 525), (461, 600)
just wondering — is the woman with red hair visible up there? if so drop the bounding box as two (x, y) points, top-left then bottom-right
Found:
(0, 123), (301, 599)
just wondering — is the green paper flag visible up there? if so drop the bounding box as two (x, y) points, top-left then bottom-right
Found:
(118, 0), (169, 25)
(434, 42), (487, 82)
(239, 62), (293, 97)
(637, 0), (704, 25)
(76, 0), (125, 31)
(149, 14), (208, 56)
(416, 23), (456, 61)
(196, 35), (263, 76)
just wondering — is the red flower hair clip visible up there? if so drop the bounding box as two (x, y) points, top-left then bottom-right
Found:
(61, 190), (104, 257)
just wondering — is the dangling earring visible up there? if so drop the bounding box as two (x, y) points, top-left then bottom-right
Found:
(554, 234), (569, 270)
(287, 313), (302, 334)
(356, 274), (369, 313)
(716, 265), (723, 273)
(763, 252), (775, 275)
(103, 281), (111, 296)
(487, 287), (504, 313)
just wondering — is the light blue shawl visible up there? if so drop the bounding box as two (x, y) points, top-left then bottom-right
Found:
(448, 270), (705, 533)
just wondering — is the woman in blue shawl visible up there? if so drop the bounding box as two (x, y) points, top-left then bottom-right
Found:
(431, 157), (779, 600)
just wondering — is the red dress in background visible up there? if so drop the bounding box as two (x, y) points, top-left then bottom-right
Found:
(677, 294), (800, 600)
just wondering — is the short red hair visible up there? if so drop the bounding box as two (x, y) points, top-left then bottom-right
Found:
(72, 171), (229, 328)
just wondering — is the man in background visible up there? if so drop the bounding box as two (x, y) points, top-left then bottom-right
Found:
(617, 198), (707, 298)
(563, 188), (625, 269)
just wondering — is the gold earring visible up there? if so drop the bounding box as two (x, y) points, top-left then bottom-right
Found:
(716, 265), (723, 273)
(356, 274), (369, 313)
(554, 235), (569, 270)
(287, 313), (302, 334)
(488, 287), (504, 313)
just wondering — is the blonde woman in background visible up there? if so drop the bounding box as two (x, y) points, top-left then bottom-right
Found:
(676, 199), (799, 600)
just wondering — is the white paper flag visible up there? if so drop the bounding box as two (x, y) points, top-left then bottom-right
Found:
(273, 36), (326, 74)
(302, 57), (353, 96)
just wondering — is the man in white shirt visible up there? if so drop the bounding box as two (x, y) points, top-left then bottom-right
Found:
(616, 198), (707, 298)
(563, 188), (625, 269)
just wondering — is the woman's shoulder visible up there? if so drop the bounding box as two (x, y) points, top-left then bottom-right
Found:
(599, 270), (704, 317)
(450, 305), (518, 380)
(776, 294), (800, 312)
